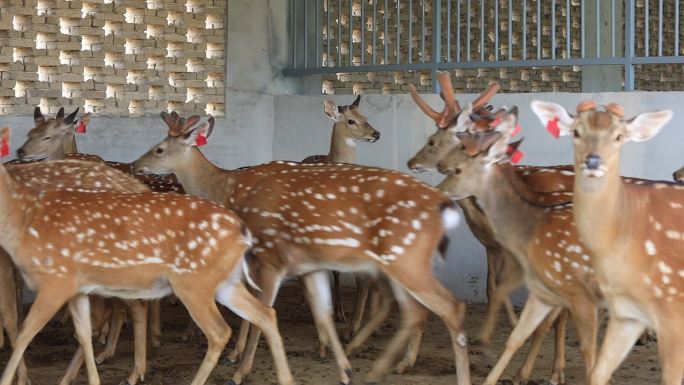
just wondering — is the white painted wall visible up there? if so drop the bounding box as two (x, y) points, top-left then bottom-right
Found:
(274, 91), (684, 303)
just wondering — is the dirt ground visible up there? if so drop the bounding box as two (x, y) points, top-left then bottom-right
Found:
(1, 282), (663, 385)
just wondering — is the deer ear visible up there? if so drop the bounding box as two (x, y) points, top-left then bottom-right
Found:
(624, 110), (673, 142)
(323, 99), (339, 120)
(530, 100), (574, 137)
(183, 117), (214, 146)
(56, 107), (65, 120)
(63, 108), (79, 125)
(34, 107), (45, 124)
(350, 94), (361, 108)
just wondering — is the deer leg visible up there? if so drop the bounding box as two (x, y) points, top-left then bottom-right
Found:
(181, 319), (200, 342)
(0, 286), (73, 385)
(59, 298), (113, 385)
(343, 274), (371, 342)
(658, 325), (684, 385)
(550, 309), (569, 385)
(479, 259), (524, 346)
(226, 266), (283, 364)
(513, 307), (562, 384)
(395, 277), (471, 385)
(365, 284), (425, 384)
(68, 294), (101, 385)
(394, 307), (428, 375)
(567, 302), (599, 384)
(173, 284), (231, 385)
(301, 271), (353, 385)
(0, 253), (28, 385)
(332, 271), (347, 323)
(345, 281), (394, 355)
(218, 281), (295, 385)
(588, 317), (645, 385)
(122, 300), (148, 385)
(148, 299), (161, 349)
(482, 295), (556, 385)
(95, 300), (125, 364)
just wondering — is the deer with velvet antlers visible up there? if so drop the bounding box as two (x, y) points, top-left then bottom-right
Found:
(531, 100), (682, 385)
(0, 127), (295, 385)
(131, 112), (470, 385)
(435, 107), (605, 385)
(407, 71), (575, 379)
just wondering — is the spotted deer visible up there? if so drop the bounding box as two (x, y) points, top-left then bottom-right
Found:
(405, 71), (574, 374)
(0, 154), (205, 385)
(0, 128), (295, 385)
(132, 114), (470, 385)
(301, 94), (381, 344)
(15, 106), (184, 351)
(433, 107), (606, 385)
(531, 100), (684, 385)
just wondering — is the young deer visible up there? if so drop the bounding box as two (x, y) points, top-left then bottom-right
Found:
(0, 131), (295, 385)
(531, 100), (682, 385)
(132, 114), (470, 385)
(435, 107), (604, 385)
(301, 94), (380, 341)
(407, 72), (574, 374)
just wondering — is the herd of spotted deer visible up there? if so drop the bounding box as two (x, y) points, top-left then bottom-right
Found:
(0, 71), (682, 385)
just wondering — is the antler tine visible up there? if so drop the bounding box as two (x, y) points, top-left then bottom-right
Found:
(606, 103), (624, 118)
(471, 83), (501, 110)
(408, 84), (442, 121)
(437, 71), (461, 113)
(577, 100), (598, 114)
(183, 115), (202, 132)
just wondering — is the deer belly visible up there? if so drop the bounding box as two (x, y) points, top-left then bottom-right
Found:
(608, 295), (653, 327)
(291, 261), (379, 276)
(80, 278), (172, 300)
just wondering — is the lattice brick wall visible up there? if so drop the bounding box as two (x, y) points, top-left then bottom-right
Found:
(0, 0), (225, 116)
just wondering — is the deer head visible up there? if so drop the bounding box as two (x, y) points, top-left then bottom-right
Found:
(674, 166), (684, 183)
(436, 107), (520, 199)
(531, 100), (673, 181)
(407, 71), (502, 172)
(323, 95), (380, 144)
(17, 107), (89, 161)
(132, 112), (214, 176)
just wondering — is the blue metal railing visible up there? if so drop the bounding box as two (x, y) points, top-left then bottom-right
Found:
(284, 0), (684, 91)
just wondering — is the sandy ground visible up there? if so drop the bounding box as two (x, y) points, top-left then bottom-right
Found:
(0, 282), (663, 385)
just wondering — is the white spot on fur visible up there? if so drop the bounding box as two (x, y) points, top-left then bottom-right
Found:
(645, 240), (657, 256)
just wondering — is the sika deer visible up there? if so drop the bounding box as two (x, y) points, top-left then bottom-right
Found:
(0, 127), (295, 385)
(301, 95), (380, 343)
(434, 107), (604, 385)
(531, 100), (683, 385)
(132, 114), (470, 385)
(1, 158), (154, 385)
(405, 72), (574, 379)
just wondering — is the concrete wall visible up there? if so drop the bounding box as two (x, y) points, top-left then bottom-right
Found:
(273, 91), (684, 303)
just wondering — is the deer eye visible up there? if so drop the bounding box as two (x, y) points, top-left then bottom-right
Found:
(43, 137), (51, 141)
(428, 140), (435, 146)
(615, 134), (622, 141)
(573, 131), (581, 139)
(347, 119), (355, 125)
(155, 147), (164, 154)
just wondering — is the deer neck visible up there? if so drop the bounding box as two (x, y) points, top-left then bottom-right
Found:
(572, 164), (627, 257)
(172, 148), (238, 204)
(471, 163), (546, 253)
(328, 123), (357, 163)
(0, 167), (33, 257)
(62, 133), (78, 155)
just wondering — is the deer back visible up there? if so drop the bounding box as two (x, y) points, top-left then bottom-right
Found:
(225, 161), (454, 270)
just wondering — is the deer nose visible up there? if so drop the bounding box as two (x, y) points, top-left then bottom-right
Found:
(371, 131), (380, 142)
(584, 154), (602, 170)
(16, 148), (25, 158)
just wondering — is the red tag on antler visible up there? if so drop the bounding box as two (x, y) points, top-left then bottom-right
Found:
(195, 134), (207, 147)
(75, 121), (87, 134)
(546, 117), (560, 138)
(507, 145), (524, 164)
(1, 138), (9, 158)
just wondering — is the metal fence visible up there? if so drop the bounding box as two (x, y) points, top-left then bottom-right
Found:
(283, 0), (684, 91)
